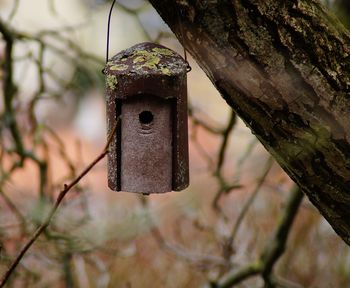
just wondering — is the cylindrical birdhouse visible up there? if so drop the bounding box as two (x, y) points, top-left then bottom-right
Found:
(105, 42), (189, 194)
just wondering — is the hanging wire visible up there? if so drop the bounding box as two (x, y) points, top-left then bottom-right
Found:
(106, 0), (117, 63)
(105, 0), (191, 72)
(177, 5), (192, 72)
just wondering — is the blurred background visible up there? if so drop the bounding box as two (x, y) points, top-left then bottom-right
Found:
(0, 0), (349, 287)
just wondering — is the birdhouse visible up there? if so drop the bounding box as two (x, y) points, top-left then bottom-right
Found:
(105, 42), (189, 194)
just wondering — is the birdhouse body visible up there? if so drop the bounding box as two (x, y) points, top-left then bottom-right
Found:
(121, 95), (173, 193)
(105, 42), (189, 194)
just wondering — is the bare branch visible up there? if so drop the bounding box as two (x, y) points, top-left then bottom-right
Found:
(152, 225), (228, 269)
(216, 111), (237, 173)
(7, 0), (20, 21)
(216, 186), (304, 288)
(224, 156), (274, 257)
(0, 119), (119, 287)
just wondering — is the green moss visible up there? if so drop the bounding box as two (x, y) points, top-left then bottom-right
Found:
(152, 47), (174, 56)
(278, 124), (331, 163)
(107, 47), (176, 74)
(133, 50), (151, 56)
(133, 50), (160, 70)
(301, 124), (331, 149)
(161, 67), (171, 76)
(142, 62), (159, 70)
(109, 64), (128, 71)
(106, 75), (117, 90)
(279, 139), (305, 159)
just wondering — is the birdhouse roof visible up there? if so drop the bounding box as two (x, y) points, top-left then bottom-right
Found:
(104, 42), (188, 76)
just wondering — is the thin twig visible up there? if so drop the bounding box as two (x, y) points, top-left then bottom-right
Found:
(188, 105), (223, 135)
(142, 197), (228, 269)
(212, 180), (242, 218)
(0, 17), (25, 159)
(45, 126), (76, 177)
(190, 124), (215, 167)
(214, 261), (262, 288)
(0, 120), (119, 287)
(260, 186), (304, 285)
(216, 111), (237, 173)
(210, 110), (238, 217)
(48, 0), (57, 16)
(216, 185), (304, 288)
(225, 156), (274, 257)
(7, 0), (20, 21)
(152, 226), (227, 269)
(234, 138), (258, 181)
(0, 188), (27, 233)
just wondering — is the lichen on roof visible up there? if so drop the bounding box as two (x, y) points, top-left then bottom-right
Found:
(106, 74), (117, 90)
(160, 67), (171, 76)
(109, 64), (128, 71)
(133, 50), (161, 70)
(106, 43), (187, 75)
(152, 47), (174, 56)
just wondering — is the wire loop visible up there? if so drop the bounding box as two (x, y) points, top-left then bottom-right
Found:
(105, 0), (191, 73)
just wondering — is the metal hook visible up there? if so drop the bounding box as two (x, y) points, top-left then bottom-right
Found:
(184, 47), (192, 72)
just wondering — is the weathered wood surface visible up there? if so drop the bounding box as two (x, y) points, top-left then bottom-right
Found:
(149, 0), (350, 244)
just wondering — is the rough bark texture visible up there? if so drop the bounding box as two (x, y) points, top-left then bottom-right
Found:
(149, 0), (350, 244)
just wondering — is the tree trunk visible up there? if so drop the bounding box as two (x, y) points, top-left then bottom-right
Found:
(149, 0), (350, 245)
(334, 0), (350, 29)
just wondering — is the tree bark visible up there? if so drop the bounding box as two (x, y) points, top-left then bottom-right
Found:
(149, 0), (350, 245)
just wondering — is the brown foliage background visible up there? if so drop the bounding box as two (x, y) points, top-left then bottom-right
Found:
(0, 1), (349, 287)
